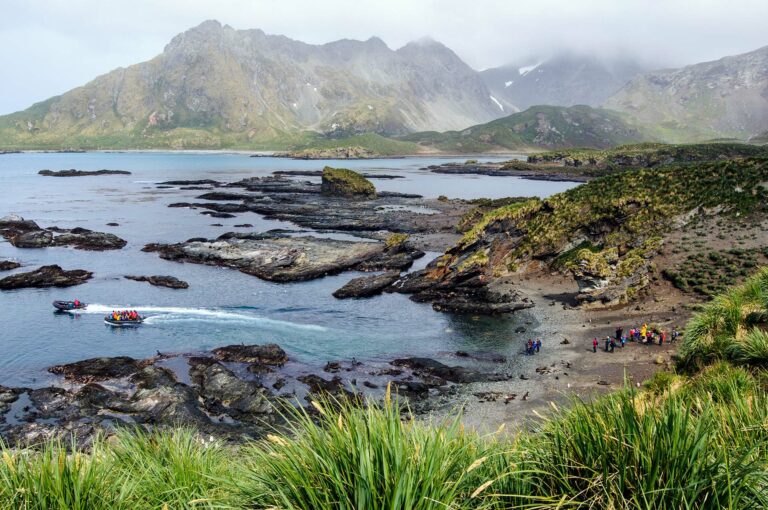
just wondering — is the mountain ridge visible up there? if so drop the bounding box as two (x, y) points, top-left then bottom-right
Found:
(605, 44), (768, 141)
(0, 20), (505, 150)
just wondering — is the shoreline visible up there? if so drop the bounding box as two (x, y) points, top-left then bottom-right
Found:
(0, 148), (532, 158)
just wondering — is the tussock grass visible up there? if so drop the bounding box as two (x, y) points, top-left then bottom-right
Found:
(0, 372), (765, 509)
(680, 266), (768, 367)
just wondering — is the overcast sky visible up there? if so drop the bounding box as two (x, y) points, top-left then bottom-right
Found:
(1, 0), (767, 115)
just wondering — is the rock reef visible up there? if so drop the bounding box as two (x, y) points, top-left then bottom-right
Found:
(124, 275), (190, 289)
(0, 344), (510, 446)
(38, 169), (132, 177)
(0, 215), (127, 251)
(0, 265), (92, 289)
(143, 232), (421, 283)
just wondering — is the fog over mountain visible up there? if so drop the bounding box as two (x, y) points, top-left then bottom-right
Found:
(3, 0), (768, 115)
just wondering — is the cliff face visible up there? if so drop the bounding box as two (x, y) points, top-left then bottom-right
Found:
(0, 21), (504, 149)
(605, 46), (768, 141)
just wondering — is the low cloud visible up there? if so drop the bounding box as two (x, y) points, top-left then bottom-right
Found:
(1, 0), (767, 114)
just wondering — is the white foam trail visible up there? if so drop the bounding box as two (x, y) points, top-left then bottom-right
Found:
(72, 304), (327, 331)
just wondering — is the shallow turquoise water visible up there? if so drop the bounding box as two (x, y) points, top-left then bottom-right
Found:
(0, 152), (578, 386)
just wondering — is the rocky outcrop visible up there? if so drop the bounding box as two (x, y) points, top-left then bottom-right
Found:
(0, 265), (92, 289)
(50, 228), (127, 250)
(391, 357), (507, 384)
(0, 215), (126, 250)
(273, 170), (403, 179)
(143, 232), (422, 283)
(212, 343), (288, 366)
(158, 179), (221, 186)
(161, 174), (467, 245)
(333, 270), (401, 299)
(38, 169), (131, 177)
(284, 147), (378, 160)
(391, 269), (535, 315)
(321, 167), (377, 199)
(0, 260), (20, 271)
(48, 357), (147, 383)
(0, 341), (514, 446)
(124, 275), (189, 289)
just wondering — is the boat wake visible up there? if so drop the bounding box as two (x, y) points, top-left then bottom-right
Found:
(70, 304), (327, 332)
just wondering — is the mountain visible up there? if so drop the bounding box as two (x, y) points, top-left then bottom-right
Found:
(481, 54), (647, 111)
(402, 105), (651, 152)
(0, 21), (505, 150)
(605, 45), (768, 141)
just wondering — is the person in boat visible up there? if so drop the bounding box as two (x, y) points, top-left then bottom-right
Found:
(74, 299), (80, 307)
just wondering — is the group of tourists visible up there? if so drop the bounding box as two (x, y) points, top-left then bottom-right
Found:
(110, 310), (140, 321)
(592, 324), (680, 353)
(524, 338), (542, 355)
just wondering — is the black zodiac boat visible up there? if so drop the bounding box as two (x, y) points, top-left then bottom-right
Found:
(53, 300), (87, 311)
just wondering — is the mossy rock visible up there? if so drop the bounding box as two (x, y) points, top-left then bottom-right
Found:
(385, 233), (409, 250)
(321, 167), (377, 199)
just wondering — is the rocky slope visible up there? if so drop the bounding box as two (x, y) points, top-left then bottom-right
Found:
(396, 156), (768, 312)
(403, 105), (651, 152)
(482, 54), (647, 111)
(605, 45), (768, 141)
(0, 21), (504, 150)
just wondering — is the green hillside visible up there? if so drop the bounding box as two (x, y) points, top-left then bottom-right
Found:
(401, 105), (653, 152)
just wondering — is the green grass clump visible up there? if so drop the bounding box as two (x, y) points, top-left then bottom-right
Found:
(237, 394), (490, 509)
(679, 266), (768, 368)
(528, 142), (768, 170)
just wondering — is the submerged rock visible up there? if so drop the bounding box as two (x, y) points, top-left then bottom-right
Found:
(0, 265), (92, 290)
(157, 179), (221, 186)
(38, 169), (131, 177)
(333, 270), (401, 299)
(124, 275), (189, 289)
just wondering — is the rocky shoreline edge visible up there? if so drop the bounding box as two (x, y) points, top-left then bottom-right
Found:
(0, 343), (518, 446)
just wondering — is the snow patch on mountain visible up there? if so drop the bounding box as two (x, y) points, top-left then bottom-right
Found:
(519, 62), (543, 76)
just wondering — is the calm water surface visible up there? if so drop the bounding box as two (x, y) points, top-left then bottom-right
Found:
(0, 152), (578, 386)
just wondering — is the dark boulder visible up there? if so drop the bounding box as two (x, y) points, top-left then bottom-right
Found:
(52, 228), (127, 250)
(333, 270), (401, 299)
(391, 357), (485, 383)
(0, 260), (20, 271)
(10, 229), (54, 248)
(189, 360), (272, 419)
(48, 356), (145, 383)
(212, 344), (288, 366)
(0, 265), (92, 290)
